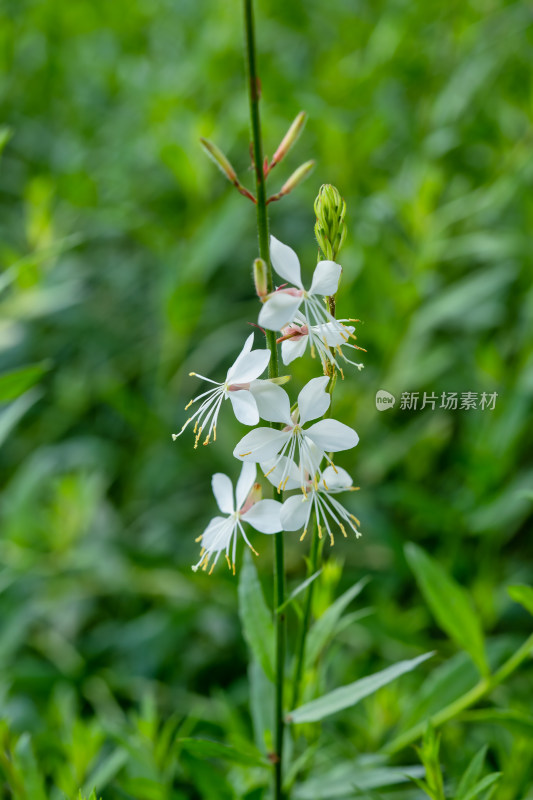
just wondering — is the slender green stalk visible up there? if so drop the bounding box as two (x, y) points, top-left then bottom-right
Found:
(243, 2), (284, 797)
(291, 520), (320, 709)
(384, 632), (533, 755)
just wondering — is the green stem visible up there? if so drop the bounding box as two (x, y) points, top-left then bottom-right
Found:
(291, 521), (320, 709)
(384, 632), (533, 755)
(243, 2), (284, 797)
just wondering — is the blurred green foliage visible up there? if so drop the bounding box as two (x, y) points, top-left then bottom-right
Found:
(0, 0), (532, 796)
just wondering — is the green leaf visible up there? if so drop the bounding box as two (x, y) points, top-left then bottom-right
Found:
(81, 748), (128, 795)
(405, 543), (488, 676)
(0, 127), (11, 157)
(456, 746), (487, 800)
(178, 738), (266, 767)
(287, 651), (433, 724)
(461, 773), (501, 800)
(508, 584), (533, 616)
(293, 762), (425, 799)
(306, 576), (370, 667)
(277, 569), (322, 614)
(238, 550), (275, 682)
(459, 709), (533, 738)
(0, 389), (42, 447)
(0, 362), (50, 402)
(13, 734), (47, 800)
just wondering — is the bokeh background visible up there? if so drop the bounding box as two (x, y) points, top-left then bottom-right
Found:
(1, 0), (532, 796)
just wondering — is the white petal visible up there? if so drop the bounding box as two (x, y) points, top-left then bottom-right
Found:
(305, 419), (359, 452)
(281, 335), (308, 365)
(260, 456), (301, 491)
(309, 260), (342, 296)
(321, 465), (353, 490)
(241, 499), (283, 533)
(316, 322), (355, 347)
(258, 292), (303, 331)
(298, 376), (331, 425)
(228, 390), (259, 426)
(226, 333), (255, 381)
(280, 494), (311, 531)
(227, 349), (270, 384)
(201, 515), (233, 551)
(236, 462), (257, 510)
(233, 427), (290, 462)
(211, 473), (234, 513)
(270, 235), (303, 288)
(249, 380), (292, 424)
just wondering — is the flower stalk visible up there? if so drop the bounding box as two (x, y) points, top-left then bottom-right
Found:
(243, 1), (284, 796)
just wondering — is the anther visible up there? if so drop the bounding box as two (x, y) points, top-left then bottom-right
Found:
(300, 528), (307, 542)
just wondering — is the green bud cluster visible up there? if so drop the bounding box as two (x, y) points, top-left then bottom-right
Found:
(314, 184), (347, 262)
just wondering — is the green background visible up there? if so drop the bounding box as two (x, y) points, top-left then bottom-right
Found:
(0, 0), (532, 796)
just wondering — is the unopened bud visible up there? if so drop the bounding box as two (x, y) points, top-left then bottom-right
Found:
(271, 111), (307, 167)
(253, 258), (268, 299)
(200, 138), (237, 184)
(279, 160), (315, 197)
(314, 184), (347, 262)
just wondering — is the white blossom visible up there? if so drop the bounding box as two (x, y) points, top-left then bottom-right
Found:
(278, 312), (365, 374)
(258, 236), (343, 332)
(193, 462), (282, 574)
(172, 333), (271, 447)
(233, 376), (359, 493)
(281, 465), (361, 544)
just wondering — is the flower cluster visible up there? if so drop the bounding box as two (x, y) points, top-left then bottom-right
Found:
(174, 224), (363, 573)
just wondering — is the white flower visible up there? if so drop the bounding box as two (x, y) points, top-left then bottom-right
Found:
(233, 376), (359, 493)
(193, 462), (282, 574)
(278, 312), (365, 374)
(172, 333), (271, 447)
(281, 465), (361, 545)
(258, 236), (343, 332)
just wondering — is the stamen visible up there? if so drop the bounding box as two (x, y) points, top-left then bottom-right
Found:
(209, 562), (215, 575)
(323, 479), (329, 491)
(185, 400), (193, 410)
(340, 523), (348, 538)
(300, 527), (307, 542)
(213, 426), (217, 441)
(350, 514), (361, 526)
(226, 554), (231, 570)
(329, 531), (335, 546)
(240, 451), (252, 457)
(318, 524), (323, 539)
(195, 535), (203, 542)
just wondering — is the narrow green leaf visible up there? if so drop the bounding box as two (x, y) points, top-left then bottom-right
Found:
(508, 585), (533, 616)
(0, 128), (11, 156)
(456, 746), (487, 800)
(306, 576), (370, 667)
(293, 762), (425, 799)
(0, 362), (50, 402)
(461, 773), (501, 800)
(82, 748), (128, 795)
(287, 651), (433, 724)
(405, 543), (488, 676)
(13, 734), (47, 800)
(459, 709), (533, 738)
(0, 389), (42, 447)
(178, 738), (266, 767)
(277, 569), (322, 614)
(238, 550), (275, 682)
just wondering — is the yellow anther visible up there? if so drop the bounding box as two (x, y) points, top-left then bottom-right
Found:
(209, 562), (215, 575)
(331, 463), (338, 473)
(239, 451), (252, 457)
(282, 476), (290, 490)
(189, 372), (196, 376)
(350, 514), (361, 526)
(339, 367), (345, 380)
(340, 524), (348, 538)
(195, 535), (203, 543)
(232, 561), (236, 575)
(185, 400), (193, 410)
(251, 545), (259, 556)
(323, 479), (329, 491)
(300, 528), (308, 542)
(193, 421), (198, 434)
(203, 434), (210, 445)
(264, 465), (277, 478)
(329, 532), (335, 546)
(310, 344), (316, 359)
(213, 426), (217, 441)
(226, 554), (231, 570)
(318, 524), (323, 539)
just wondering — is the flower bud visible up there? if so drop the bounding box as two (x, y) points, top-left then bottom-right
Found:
(200, 137), (237, 184)
(314, 184), (347, 262)
(253, 258), (268, 299)
(271, 111), (307, 167)
(279, 160), (315, 198)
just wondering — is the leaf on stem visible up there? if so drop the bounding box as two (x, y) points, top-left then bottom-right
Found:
(405, 543), (489, 677)
(238, 550), (275, 682)
(287, 651), (433, 724)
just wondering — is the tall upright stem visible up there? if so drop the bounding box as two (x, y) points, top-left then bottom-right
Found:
(243, 2), (285, 797)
